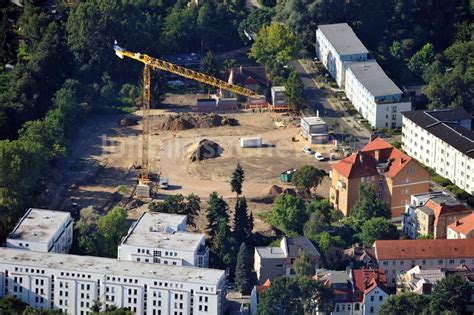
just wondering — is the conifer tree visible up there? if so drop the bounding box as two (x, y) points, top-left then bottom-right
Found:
(230, 163), (245, 195)
(235, 243), (255, 294)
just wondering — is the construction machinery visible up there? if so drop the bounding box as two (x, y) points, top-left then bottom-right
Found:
(113, 44), (260, 197)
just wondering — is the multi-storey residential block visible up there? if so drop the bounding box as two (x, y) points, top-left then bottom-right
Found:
(0, 248), (226, 315)
(345, 60), (411, 128)
(314, 268), (388, 315)
(6, 208), (73, 254)
(315, 23), (410, 128)
(402, 108), (474, 194)
(402, 192), (471, 239)
(254, 236), (320, 282)
(315, 23), (369, 87)
(330, 137), (430, 218)
(118, 212), (209, 268)
(447, 212), (474, 239)
(373, 239), (474, 286)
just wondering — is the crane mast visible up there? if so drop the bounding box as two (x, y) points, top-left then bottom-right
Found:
(113, 44), (260, 196)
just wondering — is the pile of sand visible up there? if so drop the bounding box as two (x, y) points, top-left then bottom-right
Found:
(265, 185), (283, 196)
(153, 113), (238, 131)
(187, 139), (223, 162)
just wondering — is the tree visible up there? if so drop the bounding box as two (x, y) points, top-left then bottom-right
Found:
(238, 7), (274, 38)
(430, 275), (471, 313)
(97, 206), (129, 257)
(307, 199), (332, 223)
(149, 194), (201, 227)
(322, 246), (351, 271)
(235, 243), (255, 294)
(351, 184), (391, 221)
(233, 196), (253, 246)
(303, 211), (329, 241)
(73, 206), (102, 256)
(0, 295), (27, 313)
(200, 51), (219, 79)
(380, 292), (431, 315)
(389, 40), (403, 60)
(423, 40), (473, 113)
(269, 194), (308, 235)
(284, 70), (304, 111)
(206, 192), (229, 238)
(211, 220), (236, 269)
(230, 163), (245, 195)
(257, 277), (333, 315)
(291, 165), (326, 196)
(249, 22), (301, 77)
(359, 218), (399, 246)
(408, 43), (435, 76)
(316, 231), (345, 253)
(293, 250), (315, 277)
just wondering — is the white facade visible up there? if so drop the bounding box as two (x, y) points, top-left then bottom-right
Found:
(345, 61), (411, 129)
(361, 287), (388, 315)
(402, 111), (474, 194)
(315, 24), (369, 87)
(118, 212), (209, 268)
(6, 208), (73, 254)
(0, 248), (225, 315)
(271, 86), (285, 106)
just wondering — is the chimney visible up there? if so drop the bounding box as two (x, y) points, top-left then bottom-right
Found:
(400, 157), (404, 164)
(456, 220), (460, 226)
(375, 149), (380, 162)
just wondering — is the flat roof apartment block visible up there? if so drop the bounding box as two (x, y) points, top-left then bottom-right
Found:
(402, 108), (474, 194)
(315, 23), (369, 87)
(118, 212), (209, 268)
(0, 248), (225, 314)
(6, 208), (73, 254)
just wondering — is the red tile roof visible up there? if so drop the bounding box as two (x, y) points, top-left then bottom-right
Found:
(256, 279), (271, 293)
(352, 269), (388, 302)
(332, 137), (413, 179)
(448, 212), (474, 236)
(374, 239), (474, 260)
(425, 199), (472, 226)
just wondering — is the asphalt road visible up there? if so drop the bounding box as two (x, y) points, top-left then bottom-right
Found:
(291, 60), (371, 151)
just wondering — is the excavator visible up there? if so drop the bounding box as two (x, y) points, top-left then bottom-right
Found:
(113, 44), (262, 197)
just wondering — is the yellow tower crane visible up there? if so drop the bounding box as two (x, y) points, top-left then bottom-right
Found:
(113, 44), (260, 196)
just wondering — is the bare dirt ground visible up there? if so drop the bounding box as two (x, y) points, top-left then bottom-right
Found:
(40, 93), (333, 234)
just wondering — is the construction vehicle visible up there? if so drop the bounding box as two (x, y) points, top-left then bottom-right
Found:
(113, 44), (260, 197)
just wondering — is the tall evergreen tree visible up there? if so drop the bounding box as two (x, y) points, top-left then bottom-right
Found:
(233, 196), (253, 245)
(211, 221), (236, 269)
(230, 163), (245, 195)
(206, 192), (229, 238)
(235, 242), (255, 294)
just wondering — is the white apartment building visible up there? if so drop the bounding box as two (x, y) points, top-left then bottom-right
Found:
(373, 239), (474, 286)
(345, 60), (411, 128)
(6, 208), (73, 254)
(402, 108), (474, 194)
(315, 23), (369, 87)
(118, 212), (209, 268)
(0, 248), (226, 315)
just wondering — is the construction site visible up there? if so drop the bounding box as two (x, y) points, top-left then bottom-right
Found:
(37, 46), (336, 234)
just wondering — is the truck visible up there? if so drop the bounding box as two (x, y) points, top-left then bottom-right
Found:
(240, 137), (262, 148)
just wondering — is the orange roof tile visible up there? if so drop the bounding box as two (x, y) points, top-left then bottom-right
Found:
(448, 212), (474, 236)
(256, 279), (271, 293)
(332, 137), (414, 178)
(374, 239), (474, 260)
(425, 199), (472, 226)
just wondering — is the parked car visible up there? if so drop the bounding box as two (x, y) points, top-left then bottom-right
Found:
(302, 146), (315, 155)
(315, 152), (326, 161)
(159, 178), (169, 189)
